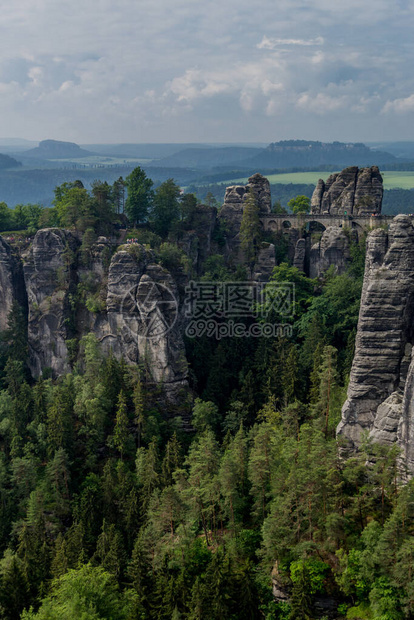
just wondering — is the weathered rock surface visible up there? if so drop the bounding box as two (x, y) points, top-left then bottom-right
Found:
(102, 246), (188, 399)
(219, 173), (271, 262)
(23, 228), (79, 378)
(22, 231), (189, 404)
(311, 166), (383, 216)
(0, 236), (26, 330)
(253, 243), (276, 281)
(293, 238), (306, 272)
(309, 226), (352, 278)
(337, 216), (414, 470)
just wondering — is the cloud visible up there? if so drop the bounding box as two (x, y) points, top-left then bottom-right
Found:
(0, 0), (411, 141)
(382, 94), (414, 114)
(257, 36), (324, 50)
(296, 92), (349, 113)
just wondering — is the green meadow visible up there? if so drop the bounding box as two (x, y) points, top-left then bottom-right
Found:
(222, 170), (414, 190)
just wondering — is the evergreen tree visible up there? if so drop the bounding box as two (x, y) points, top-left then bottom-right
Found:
(151, 178), (181, 238)
(111, 391), (130, 459)
(125, 167), (154, 225)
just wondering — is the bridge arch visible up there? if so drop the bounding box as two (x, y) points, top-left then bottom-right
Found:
(305, 220), (326, 233)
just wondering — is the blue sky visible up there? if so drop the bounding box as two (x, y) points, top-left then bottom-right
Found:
(0, 0), (413, 143)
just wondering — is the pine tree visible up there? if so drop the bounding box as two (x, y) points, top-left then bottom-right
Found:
(112, 391), (130, 459)
(51, 534), (68, 579)
(94, 520), (126, 581)
(136, 439), (159, 511)
(312, 345), (339, 437)
(0, 552), (30, 619)
(132, 371), (145, 448)
(289, 562), (313, 620)
(125, 167), (154, 225)
(161, 433), (182, 487)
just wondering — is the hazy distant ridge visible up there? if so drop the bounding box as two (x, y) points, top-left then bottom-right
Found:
(23, 139), (95, 159)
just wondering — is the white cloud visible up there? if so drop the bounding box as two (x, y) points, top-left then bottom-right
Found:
(0, 0), (410, 141)
(296, 92), (349, 113)
(258, 35), (324, 50)
(382, 94), (414, 114)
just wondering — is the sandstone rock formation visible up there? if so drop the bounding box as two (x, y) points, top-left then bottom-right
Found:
(21, 229), (189, 403)
(309, 226), (352, 278)
(293, 238), (306, 272)
(253, 243), (276, 281)
(102, 246), (188, 400)
(23, 228), (79, 377)
(311, 166), (383, 216)
(337, 215), (414, 473)
(219, 173), (271, 255)
(0, 237), (26, 331)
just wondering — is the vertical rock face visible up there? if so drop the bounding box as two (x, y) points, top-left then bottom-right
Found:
(0, 237), (26, 330)
(293, 239), (306, 272)
(22, 231), (189, 403)
(247, 173), (272, 214)
(337, 216), (414, 472)
(219, 173), (270, 259)
(23, 228), (80, 378)
(253, 243), (276, 281)
(102, 246), (188, 398)
(311, 166), (383, 216)
(309, 226), (352, 278)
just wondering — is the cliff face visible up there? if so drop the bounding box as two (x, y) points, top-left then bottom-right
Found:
(24, 228), (79, 377)
(0, 237), (26, 331)
(311, 166), (383, 216)
(337, 215), (414, 473)
(103, 247), (188, 399)
(219, 173), (271, 253)
(309, 227), (353, 278)
(11, 229), (189, 404)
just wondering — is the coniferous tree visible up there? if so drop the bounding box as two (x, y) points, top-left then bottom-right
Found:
(125, 167), (154, 225)
(112, 391), (130, 459)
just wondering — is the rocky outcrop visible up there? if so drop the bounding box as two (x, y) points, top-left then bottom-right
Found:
(337, 216), (414, 470)
(219, 173), (270, 258)
(0, 237), (26, 330)
(22, 230), (189, 403)
(311, 166), (383, 216)
(309, 226), (352, 278)
(101, 246), (188, 400)
(293, 238), (306, 272)
(23, 228), (79, 378)
(253, 243), (276, 281)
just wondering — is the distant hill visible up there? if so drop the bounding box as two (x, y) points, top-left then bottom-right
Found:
(237, 140), (397, 169)
(145, 140), (397, 171)
(23, 139), (95, 159)
(83, 143), (212, 160)
(153, 147), (262, 169)
(0, 153), (21, 170)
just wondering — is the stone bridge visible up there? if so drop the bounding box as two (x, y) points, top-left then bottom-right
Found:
(260, 213), (395, 233)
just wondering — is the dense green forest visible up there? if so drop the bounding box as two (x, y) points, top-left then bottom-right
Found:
(0, 168), (412, 619)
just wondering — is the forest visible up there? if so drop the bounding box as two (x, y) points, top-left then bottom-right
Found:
(0, 168), (411, 620)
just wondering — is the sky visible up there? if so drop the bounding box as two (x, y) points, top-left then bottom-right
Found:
(0, 0), (414, 144)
